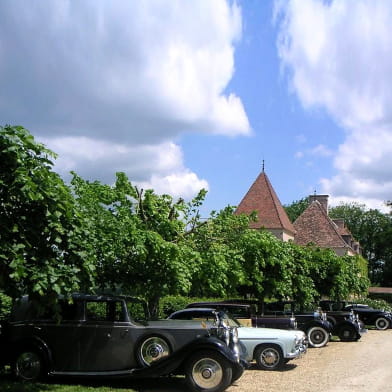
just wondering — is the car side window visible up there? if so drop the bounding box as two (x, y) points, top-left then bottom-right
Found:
(86, 301), (126, 322)
(126, 301), (148, 322)
(59, 301), (79, 320)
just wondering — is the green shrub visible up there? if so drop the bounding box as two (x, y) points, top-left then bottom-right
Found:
(0, 292), (12, 320)
(368, 292), (392, 305)
(356, 297), (392, 312)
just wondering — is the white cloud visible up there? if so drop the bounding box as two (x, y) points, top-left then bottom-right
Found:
(138, 172), (209, 200)
(0, 0), (250, 142)
(41, 136), (208, 198)
(309, 144), (333, 157)
(275, 0), (392, 210)
(0, 0), (249, 200)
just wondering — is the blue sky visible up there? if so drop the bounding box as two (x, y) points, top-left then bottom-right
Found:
(1, 0), (391, 216)
(181, 1), (344, 213)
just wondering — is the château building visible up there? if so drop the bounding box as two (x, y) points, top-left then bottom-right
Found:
(235, 168), (361, 256)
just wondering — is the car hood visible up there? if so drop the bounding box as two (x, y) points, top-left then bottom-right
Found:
(145, 319), (210, 329)
(237, 326), (305, 340)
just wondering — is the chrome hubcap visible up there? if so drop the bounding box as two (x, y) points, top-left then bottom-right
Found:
(140, 337), (170, 366)
(376, 319), (387, 329)
(312, 331), (322, 342)
(261, 348), (279, 367)
(192, 358), (223, 388)
(16, 352), (41, 380)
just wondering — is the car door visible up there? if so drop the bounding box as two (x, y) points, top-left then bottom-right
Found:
(32, 300), (83, 372)
(78, 299), (137, 372)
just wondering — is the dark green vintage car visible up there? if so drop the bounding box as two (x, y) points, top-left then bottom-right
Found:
(0, 294), (246, 392)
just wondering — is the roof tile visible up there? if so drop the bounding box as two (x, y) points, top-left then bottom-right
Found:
(235, 171), (295, 234)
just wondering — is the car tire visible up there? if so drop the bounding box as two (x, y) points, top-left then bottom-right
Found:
(13, 350), (45, 381)
(339, 325), (357, 341)
(231, 364), (244, 383)
(307, 326), (329, 348)
(136, 335), (171, 366)
(375, 317), (389, 330)
(185, 350), (233, 392)
(255, 344), (284, 370)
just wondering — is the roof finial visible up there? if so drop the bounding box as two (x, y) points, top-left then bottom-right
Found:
(262, 159), (265, 173)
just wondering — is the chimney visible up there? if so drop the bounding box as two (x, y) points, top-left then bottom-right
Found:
(309, 194), (329, 214)
(333, 218), (345, 229)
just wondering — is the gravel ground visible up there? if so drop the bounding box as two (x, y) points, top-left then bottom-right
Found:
(228, 329), (392, 392)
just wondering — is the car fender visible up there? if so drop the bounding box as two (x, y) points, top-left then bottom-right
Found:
(130, 336), (241, 378)
(332, 320), (360, 336)
(304, 320), (332, 333)
(11, 336), (53, 371)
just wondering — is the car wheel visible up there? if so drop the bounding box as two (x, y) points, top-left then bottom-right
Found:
(137, 336), (171, 366)
(13, 350), (44, 381)
(375, 317), (389, 330)
(231, 364), (244, 383)
(307, 326), (329, 348)
(185, 350), (232, 392)
(255, 344), (284, 370)
(339, 326), (357, 342)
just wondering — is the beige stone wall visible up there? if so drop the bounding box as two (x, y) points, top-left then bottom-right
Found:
(268, 229), (294, 242)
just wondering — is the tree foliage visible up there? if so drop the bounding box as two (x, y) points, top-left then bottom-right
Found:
(71, 172), (201, 316)
(329, 202), (392, 285)
(0, 125), (93, 306)
(1, 125), (373, 313)
(284, 197), (309, 222)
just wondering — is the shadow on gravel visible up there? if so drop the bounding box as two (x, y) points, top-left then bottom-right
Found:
(247, 363), (298, 372)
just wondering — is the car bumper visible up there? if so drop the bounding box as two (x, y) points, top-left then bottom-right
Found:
(285, 343), (307, 360)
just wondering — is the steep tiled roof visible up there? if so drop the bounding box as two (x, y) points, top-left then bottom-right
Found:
(235, 171), (295, 234)
(293, 200), (349, 249)
(332, 218), (352, 236)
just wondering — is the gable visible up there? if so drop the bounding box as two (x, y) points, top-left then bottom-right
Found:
(293, 201), (349, 249)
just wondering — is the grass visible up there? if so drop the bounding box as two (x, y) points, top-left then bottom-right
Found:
(0, 371), (186, 392)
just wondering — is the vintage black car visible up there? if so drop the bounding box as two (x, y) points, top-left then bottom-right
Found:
(319, 300), (392, 330)
(0, 294), (246, 392)
(186, 301), (298, 330)
(194, 299), (334, 349)
(265, 301), (366, 345)
(261, 301), (332, 348)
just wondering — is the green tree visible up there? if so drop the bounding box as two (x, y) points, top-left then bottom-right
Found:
(284, 197), (309, 222)
(329, 203), (392, 284)
(71, 172), (200, 317)
(0, 125), (93, 305)
(187, 206), (248, 298)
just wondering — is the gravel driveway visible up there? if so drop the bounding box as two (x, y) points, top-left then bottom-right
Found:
(228, 329), (392, 392)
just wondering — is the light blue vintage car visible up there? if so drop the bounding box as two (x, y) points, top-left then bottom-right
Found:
(169, 308), (307, 370)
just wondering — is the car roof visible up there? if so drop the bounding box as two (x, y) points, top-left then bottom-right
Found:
(186, 302), (250, 309)
(169, 308), (222, 319)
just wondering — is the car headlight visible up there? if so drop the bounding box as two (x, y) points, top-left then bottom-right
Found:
(223, 327), (230, 346)
(231, 326), (239, 344)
